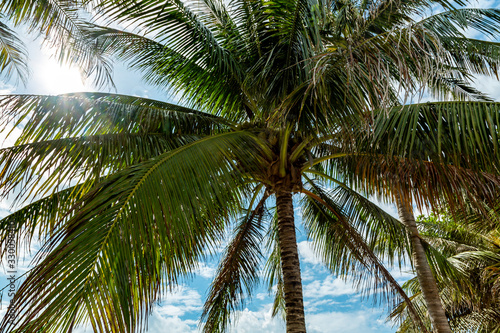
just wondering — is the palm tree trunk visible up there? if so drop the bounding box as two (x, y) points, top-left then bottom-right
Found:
(275, 190), (307, 333)
(395, 195), (451, 333)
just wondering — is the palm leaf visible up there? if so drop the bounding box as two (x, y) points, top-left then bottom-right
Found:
(0, 0), (115, 86)
(0, 130), (267, 332)
(79, 25), (250, 120)
(305, 171), (411, 266)
(201, 189), (269, 333)
(340, 102), (500, 210)
(301, 183), (428, 331)
(0, 18), (29, 85)
(0, 184), (82, 256)
(0, 93), (230, 200)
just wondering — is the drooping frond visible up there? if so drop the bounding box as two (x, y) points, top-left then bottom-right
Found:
(312, 5), (500, 113)
(264, 221), (286, 319)
(336, 102), (500, 211)
(0, 17), (29, 85)
(0, 130), (267, 333)
(0, 93), (230, 200)
(304, 171), (410, 266)
(419, 8), (500, 39)
(438, 38), (500, 79)
(202, 189), (269, 333)
(0, 184), (83, 256)
(300, 183), (428, 331)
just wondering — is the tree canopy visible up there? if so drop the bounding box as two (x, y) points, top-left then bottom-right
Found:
(0, 0), (499, 332)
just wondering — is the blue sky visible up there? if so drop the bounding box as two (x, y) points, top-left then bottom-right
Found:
(1, 1), (500, 331)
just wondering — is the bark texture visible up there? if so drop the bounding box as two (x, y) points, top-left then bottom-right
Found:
(276, 190), (307, 333)
(396, 196), (451, 333)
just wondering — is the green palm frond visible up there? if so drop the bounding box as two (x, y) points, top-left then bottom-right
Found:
(305, 171), (410, 266)
(1, 130), (267, 332)
(202, 189), (269, 333)
(362, 0), (460, 35)
(392, 211), (500, 333)
(0, 184), (83, 256)
(0, 0), (115, 86)
(0, 18), (29, 85)
(420, 8), (500, 39)
(260, 210), (288, 320)
(79, 25), (250, 120)
(301, 183), (427, 331)
(339, 102), (500, 210)
(92, 0), (243, 79)
(0, 133), (197, 201)
(427, 75), (494, 102)
(439, 38), (500, 79)
(0, 93), (230, 200)
(0, 93), (230, 142)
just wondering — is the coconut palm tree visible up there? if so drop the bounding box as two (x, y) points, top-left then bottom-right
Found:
(0, 0), (500, 332)
(391, 209), (500, 332)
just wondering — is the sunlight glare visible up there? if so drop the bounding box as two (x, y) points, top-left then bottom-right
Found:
(30, 49), (94, 95)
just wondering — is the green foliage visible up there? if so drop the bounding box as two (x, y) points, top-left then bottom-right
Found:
(0, 0), (500, 332)
(393, 209), (500, 332)
(0, 16), (29, 84)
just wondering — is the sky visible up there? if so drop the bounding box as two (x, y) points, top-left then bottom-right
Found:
(1, 1), (500, 332)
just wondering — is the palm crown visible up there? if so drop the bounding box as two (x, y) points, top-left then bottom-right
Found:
(1, 0), (500, 332)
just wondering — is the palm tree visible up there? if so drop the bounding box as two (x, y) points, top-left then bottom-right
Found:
(0, 0), (500, 332)
(392, 209), (500, 332)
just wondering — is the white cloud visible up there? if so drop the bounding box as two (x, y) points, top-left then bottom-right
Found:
(367, 196), (399, 219)
(0, 82), (15, 95)
(472, 74), (500, 101)
(147, 311), (199, 333)
(194, 261), (216, 279)
(298, 241), (323, 266)
(303, 275), (356, 299)
(307, 310), (391, 333)
(229, 305), (285, 333)
(388, 265), (415, 285)
(156, 285), (203, 317)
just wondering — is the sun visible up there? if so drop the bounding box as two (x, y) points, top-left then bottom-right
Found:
(29, 47), (94, 95)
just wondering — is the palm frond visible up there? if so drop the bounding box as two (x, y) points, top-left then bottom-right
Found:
(0, 93), (230, 143)
(0, 0), (115, 86)
(0, 18), (29, 85)
(301, 183), (427, 332)
(0, 93), (230, 200)
(79, 25), (250, 120)
(0, 130), (266, 332)
(305, 171), (410, 266)
(439, 38), (500, 79)
(201, 189), (269, 333)
(0, 184), (82, 256)
(0, 133), (197, 202)
(92, 0), (243, 86)
(341, 102), (500, 210)
(419, 8), (500, 39)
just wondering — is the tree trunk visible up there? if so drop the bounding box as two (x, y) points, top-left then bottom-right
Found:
(395, 195), (451, 333)
(275, 190), (307, 333)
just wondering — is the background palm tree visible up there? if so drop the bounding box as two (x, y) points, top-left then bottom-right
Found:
(0, 0), (500, 332)
(392, 209), (500, 332)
